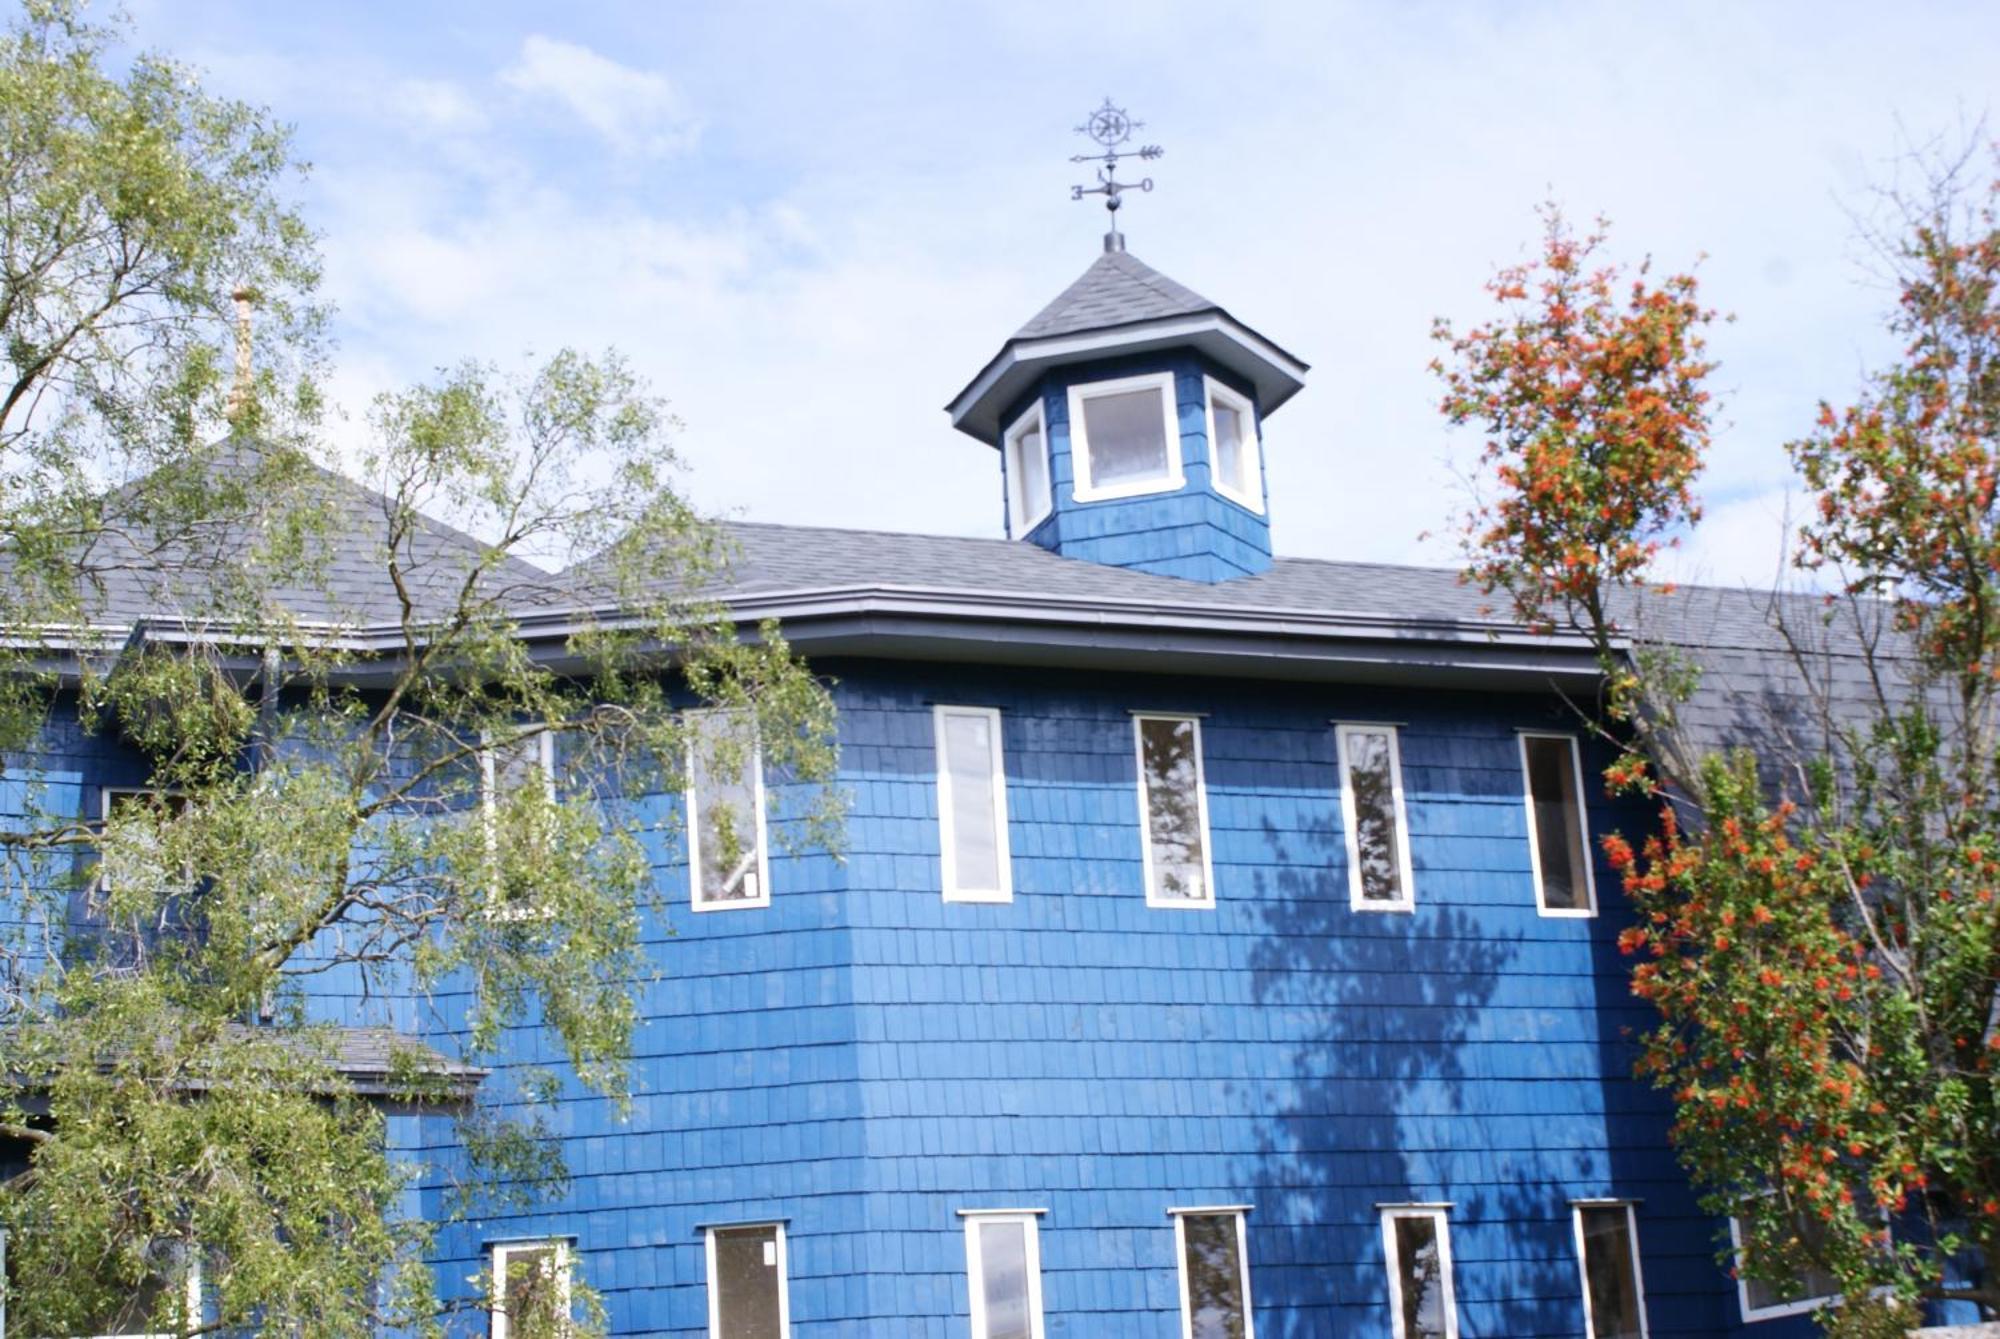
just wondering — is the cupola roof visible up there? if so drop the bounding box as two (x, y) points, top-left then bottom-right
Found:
(946, 246), (1309, 446)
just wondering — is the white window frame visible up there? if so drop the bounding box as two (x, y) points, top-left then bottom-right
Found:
(490, 1239), (571, 1339)
(1133, 713), (1216, 910)
(686, 710), (772, 913)
(960, 1209), (1046, 1339)
(1067, 371), (1183, 503)
(1571, 1201), (1650, 1339)
(97, 786), (192, 902)
(480, 730), (558, 919)
(704, 1221), (790, 1339)
(1519, 731), (1598, 918)
(936, 705), (1013, 904)
(75, 1250), (203, 1339)
(1380, 1205), (1459, 1339)
(1729, 1215), (1841, 1323)
(481, 729), (556, 809)
(1202, 376), (1263, 514)
(1169, 1205), (1255, 1339)
(1335, 722), (1416, 913)
(1003, 401), (1054, 536)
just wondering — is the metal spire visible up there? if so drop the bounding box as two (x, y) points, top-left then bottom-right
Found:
(1069, 98), (1162, 253)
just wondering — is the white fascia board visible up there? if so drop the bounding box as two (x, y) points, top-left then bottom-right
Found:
(946, 313), (1310, 445)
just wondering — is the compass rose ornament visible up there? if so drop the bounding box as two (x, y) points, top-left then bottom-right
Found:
(1070, 97), (1162, 251)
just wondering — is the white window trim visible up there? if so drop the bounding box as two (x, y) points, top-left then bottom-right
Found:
(962, 1210), (1046, 1339)
(1729, 1214), (1841, 1323)
(480, 730), (558, 920)
(1067, 371), (1184, 503)
(1381, 1206), (1459, 1339)
(704, 1221), (790, 1339)
(1571, 1201), (1650, 1339)
(1519, 731), (1599, 919)
(936, 705), (1013, 904)
(1335, 722), (1417, 913)
(490, 1239), (571, 1339)
(1003, 401), (1053, 537)
(686, 711), (772, 913)
(1170, 1206), (1255, 1339)
(75, 1252), (203, 1339)
(1202, 376), (1264, 515)
(1133, 714), (1217, 910)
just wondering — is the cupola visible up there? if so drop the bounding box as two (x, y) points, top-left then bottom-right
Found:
(946, 98), (1308, 585)
(946, 236), (1308, 582)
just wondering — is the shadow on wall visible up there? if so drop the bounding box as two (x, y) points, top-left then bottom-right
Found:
(1242, 812), (1596, 1339)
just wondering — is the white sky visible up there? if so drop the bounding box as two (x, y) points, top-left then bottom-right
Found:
(125, 0), (2000, 587)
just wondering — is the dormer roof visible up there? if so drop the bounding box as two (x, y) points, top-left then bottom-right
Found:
(946, 247), (1310, 446)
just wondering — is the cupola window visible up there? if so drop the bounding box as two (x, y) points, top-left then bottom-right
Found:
(1068, 372), (1182, 502)
(1004, 404), (1052, 535)
(1204, 377), (1262, 513)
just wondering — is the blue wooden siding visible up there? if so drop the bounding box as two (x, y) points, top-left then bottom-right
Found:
(424, 659), (1807, 1337)
(2, 666), (1824, 1337)
(1003, 351), (1274, 582)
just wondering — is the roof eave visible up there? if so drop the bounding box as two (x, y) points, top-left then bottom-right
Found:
(945, 311), (1312, 446)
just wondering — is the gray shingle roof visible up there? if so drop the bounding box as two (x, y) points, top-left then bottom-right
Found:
(1012, 249), (1222, 340)
(28, 441), (559, 629)
(691, 519), (1917, 777)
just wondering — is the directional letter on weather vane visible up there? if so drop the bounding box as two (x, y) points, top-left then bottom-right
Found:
(1069, 97), (1164, 229)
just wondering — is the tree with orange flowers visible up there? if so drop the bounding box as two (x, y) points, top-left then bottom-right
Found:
(1435, 158), (2000, 1330)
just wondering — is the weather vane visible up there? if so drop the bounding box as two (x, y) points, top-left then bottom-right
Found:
(1070, 98), (1162, 252)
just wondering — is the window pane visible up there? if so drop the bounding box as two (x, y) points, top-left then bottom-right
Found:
(1011, 426), (1048, 528)
(1181, 1213), (1248, 1339)
(1392, 1215), (1449, 1339)
(1740, 1214), (1840, 1313)
(713, 1226), (784, 1339)
(1212, 401), (1246, 494)
(977, 1219), (1033, 1339)
(1527, 737), (1590, 910)
(1580, 1208), (1645, 1339)
(943, 711), (1002, 892)
(690, 714), (764, 903)
(1083, 387), (1170, 488)
(497, 1246), (564, 1338)
(1139, 717), (1207, 902)
(1344, 729), (1406, 903)
(489, 732), (547, 799)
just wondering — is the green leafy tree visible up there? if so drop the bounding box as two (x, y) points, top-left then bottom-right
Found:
(1435, 161), (2000, 1329)
(0, 6), (842, 1335)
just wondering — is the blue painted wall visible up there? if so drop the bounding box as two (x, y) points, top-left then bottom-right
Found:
(3, 665), (1834, 1337)
(1002, 352), (1273, 582)
(418, 659), (1816, 1338)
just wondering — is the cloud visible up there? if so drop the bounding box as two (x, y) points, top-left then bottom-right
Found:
(397, 78), (487, 136)
(498, 35), (697, 157)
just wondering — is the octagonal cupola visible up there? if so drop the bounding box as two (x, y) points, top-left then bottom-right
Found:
(946, 237), (1308, 582)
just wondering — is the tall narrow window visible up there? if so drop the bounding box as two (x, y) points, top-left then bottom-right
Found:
(1134, 714), (1213, 907)
(1730, 1214), (1840, 1322)
(1574, 1203), (1648, 1339)
(1522, 733), (1595, 915)
(482, 729), (557, 916)
(1381, 1207), (1458, 1339)
(491, 1240), (570, 1339)
(1069, 373), (1182, 502)
(687, 710), (770, 911)
(706, 1223), (788, 1339)
(937, 706), (1011, 902)
(1173, 1208), (1253, 1339)
(1337, 723), (1414, 911)
(963, 1211), (1045, 1339)
(1004, 404), (1053, 535)
(1204, 378), (1262, 513)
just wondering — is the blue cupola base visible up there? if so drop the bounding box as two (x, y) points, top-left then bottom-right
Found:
(947, 245), (1308, 584)
(1007, 352), (1271, 581)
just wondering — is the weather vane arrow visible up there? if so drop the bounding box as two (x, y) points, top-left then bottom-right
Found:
(1069, 97), (1162, 252)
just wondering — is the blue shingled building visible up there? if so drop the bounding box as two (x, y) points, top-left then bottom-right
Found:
(5, 232), (1869, 1338)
